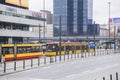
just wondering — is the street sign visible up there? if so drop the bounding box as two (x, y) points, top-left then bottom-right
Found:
(88, 43), (96, 47)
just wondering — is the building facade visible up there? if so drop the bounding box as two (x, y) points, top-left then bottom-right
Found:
(53, 0), (93, 37)
(88, 0), (93, 24)
(40, 10), (53, 24)
(99, 24), (109, 37)
(87, 24), (100, 36)
(109, 18), (120, 36)
(0, 3), (45, 44)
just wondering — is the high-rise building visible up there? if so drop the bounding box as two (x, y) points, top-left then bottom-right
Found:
(87, 24), (100, 36)
(0, 0), (4, 4)
(53, 0), (93, 36)
(88, 0), (93, 24)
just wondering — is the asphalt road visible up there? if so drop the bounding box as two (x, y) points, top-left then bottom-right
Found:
(1, 53), (120, 80)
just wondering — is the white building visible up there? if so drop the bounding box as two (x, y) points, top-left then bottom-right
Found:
(31, 24), (53, 38)
(100, 24), (109, 37)
(40, 10), (53, 24)
(0, 4), (45, 44)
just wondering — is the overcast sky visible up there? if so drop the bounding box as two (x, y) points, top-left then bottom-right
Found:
(29, 0), (120, 24)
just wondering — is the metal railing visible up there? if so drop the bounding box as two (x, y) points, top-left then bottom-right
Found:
(95, 72), (119, 80)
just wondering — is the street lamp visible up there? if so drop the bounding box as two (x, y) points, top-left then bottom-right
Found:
(39, 24), (41, 43)
(59, 15), (62, 61)
(43, 0), (46, 43)
(108, 1), (111, 48)
(114, 23), (116, 53)
(93, 21), (96, 56)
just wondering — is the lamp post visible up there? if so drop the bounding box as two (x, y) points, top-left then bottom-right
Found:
(93, 21), (96, 56)
(39, 24), (41, 43)
(114, 23), (116, 53)
(59, 15), (62, 61)
(43, 0), (46, 43)
(108, 1), (111, 48)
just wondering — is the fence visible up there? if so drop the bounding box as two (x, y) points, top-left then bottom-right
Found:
(0, 49), (119, 76)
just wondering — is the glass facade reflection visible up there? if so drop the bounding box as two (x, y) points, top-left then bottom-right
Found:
(88, 0), (93, 24)
(54, 0), (92, 36)
(0, 0), (5, 4)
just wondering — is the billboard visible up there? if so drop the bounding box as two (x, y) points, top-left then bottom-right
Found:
(5, 0), (29, 8)
(113, 18), (120, 23)
(110, 18), (120, 36)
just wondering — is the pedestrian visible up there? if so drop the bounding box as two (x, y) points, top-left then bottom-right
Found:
(1, 55), (5, 64)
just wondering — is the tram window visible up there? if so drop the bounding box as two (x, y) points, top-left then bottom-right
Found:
(46, 45), (51, 51)
(26, 47), (31, 53)
(36, 46), (41, 52)
(17, 46), (41, 54)
(2, 47), (14, 54)
(17, 47), (27, 53)
(46, 44), (58, 52)
(69, 46), (71, 50)
(52, 45), (58, 51)
(31, 46), (41, 52)
(76, 46), (79, 50)
(66, 46), (72, 51)
(61, 46), (64, 51)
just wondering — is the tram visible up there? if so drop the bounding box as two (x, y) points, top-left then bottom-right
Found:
(81, 42), (89, 52)
(0, 42), (95, 61)
(0, 44), (43, 61)
(45, 42), (90, 56)
(45, 42), (65, 56)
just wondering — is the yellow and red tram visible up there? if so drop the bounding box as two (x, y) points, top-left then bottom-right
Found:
(1, 44), (43, 61)
(0, 42), (95, 62)
(45, 42), (90, 56)
(45, 42), (65, 56)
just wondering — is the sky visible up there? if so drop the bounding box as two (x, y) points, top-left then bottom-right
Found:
(29, 0), (120, 24)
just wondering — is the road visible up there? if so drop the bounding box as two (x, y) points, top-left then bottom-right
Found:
(0, 53), (120, 80)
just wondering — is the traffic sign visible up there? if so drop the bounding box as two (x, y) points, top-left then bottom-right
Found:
(88, 43), (96, 47)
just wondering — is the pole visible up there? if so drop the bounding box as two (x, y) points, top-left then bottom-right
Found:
(0, 44), (2, 62)
(43, 0), (45, 43)
(114, 23), (116, 53)
(39, 24), (41, 43)
(108, 2), (111, 48)
(94, 21), (96, 56)
(14, 44), (17, 71)
(59, 15), (62, 61)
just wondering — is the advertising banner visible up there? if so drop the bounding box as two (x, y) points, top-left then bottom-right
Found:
(110, 18), (120, 36)
(113, 18), (120, 23)
(5, 0), (28, 8)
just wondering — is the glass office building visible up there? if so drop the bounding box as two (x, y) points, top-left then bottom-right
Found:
(54, 0), (93, 36)
(88, 0), (93, 24)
